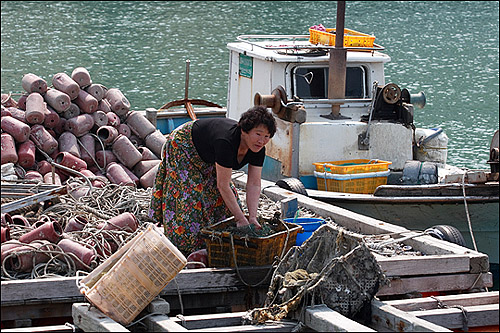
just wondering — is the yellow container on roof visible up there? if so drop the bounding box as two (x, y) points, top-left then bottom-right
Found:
(309, 28), (375, 47)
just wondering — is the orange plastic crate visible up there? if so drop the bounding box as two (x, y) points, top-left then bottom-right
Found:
(309, 28), (375, 47)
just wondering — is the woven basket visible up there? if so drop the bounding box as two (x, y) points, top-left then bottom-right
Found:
(200, 217), (301, 268)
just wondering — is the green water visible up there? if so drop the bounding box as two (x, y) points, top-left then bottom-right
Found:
(2, 1), (498, 169)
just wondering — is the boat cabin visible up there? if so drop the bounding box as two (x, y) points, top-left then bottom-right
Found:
(226, 35), (421, 189)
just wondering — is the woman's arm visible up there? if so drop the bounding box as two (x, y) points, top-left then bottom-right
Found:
(246, 164), (262, 228)
(215, 163), (249, 227)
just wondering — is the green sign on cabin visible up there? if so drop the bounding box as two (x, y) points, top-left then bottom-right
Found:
(239, 54), (253, 78)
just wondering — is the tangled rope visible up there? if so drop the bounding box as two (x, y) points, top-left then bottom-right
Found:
(1, 183), (154, 280)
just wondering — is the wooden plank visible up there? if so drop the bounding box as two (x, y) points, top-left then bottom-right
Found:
(376, 272), (493, 297)
(145, 314), (188, 332)
(241, 177), (490, 273)
(371, 299), (452, 332)
(1, 277), (83, 305)
(147, 313), (296, 332)
(411, 304), (499, 329)
(72, 303), (130, 332)
(303, 304), (375, 332)
(170, 311), (246, 329)
(403, 235), (490, 274)
(188, 322), (296, 332)
(0, 324), (76, 332)
(374, 253), (471, 276)
(1, 266), (271, 306)
(384, 291), (499, 311)
(1, 302), (73, 321)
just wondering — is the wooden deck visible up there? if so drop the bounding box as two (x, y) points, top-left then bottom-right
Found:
(1, 176), (496, 330)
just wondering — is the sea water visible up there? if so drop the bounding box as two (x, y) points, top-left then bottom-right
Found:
(2, 1), (498, 169)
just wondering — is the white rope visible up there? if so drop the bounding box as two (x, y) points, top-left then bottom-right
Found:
(461, 171), (478, 252)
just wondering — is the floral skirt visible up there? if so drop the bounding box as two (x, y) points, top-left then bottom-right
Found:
(149, 120), (239, 256)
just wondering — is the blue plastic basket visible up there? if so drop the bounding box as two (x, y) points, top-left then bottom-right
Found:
(284, 217), (325, 245)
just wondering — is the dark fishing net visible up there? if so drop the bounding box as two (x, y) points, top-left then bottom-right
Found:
(246, 223), (389, 324)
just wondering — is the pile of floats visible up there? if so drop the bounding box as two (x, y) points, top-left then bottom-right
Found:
(1, 67), (166, 279)
(1, 67), (165, 190)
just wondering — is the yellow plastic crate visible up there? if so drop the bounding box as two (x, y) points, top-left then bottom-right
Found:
(313, 159), (391, 194)
(309, 28), (375, 47)
(313, 159), (392, 174)
(314, 171), (390, 194)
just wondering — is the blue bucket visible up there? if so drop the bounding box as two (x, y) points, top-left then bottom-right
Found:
(284, 217), (325, 246)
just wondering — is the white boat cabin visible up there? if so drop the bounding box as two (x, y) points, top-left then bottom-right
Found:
(225, 35), (437, 189)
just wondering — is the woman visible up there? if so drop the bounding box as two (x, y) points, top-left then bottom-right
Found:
(149, 105), (277, 256)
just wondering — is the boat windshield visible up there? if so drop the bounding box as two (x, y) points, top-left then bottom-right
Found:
(293, 65), (368, 99)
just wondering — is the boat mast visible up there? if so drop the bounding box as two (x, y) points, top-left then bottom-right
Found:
(324, 0), (350, 120)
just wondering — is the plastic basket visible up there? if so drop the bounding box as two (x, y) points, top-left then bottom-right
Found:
(309, 28), (375, 47)
(78, 224), (187, 325)
(200, 217), (302, 268)
(313, 159), (392, 175)
(314, 170), (390, 194)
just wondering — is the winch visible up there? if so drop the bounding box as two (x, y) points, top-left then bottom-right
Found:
(361, 82), (424, 127)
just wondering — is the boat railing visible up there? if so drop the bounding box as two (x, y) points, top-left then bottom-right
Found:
(236, 34), (385, 51)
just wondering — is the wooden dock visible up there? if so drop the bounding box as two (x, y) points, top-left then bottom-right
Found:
(1, 176), (496, 331)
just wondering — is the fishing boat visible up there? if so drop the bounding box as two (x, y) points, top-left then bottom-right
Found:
(148, 29), (499, 280)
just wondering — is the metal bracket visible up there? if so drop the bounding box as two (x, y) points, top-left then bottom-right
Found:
(358, 131), (370, 150)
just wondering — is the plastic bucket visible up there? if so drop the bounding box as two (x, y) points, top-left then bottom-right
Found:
(284, 217), (325, 246)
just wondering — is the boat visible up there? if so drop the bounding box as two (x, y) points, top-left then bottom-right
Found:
(147, 29), (499, 283)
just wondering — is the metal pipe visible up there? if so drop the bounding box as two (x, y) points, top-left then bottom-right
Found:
(184, 59), (190, 100)
(328, 1), (347, 117)
(302, 98), (372, 104)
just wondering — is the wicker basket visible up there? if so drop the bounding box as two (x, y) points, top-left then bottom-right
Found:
(78, 224), (187, 325)
(200, 217), (302, 268)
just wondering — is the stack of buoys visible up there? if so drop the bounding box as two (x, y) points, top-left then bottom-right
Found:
(1, 67), (163, 191)
(1, 211), (139, 273)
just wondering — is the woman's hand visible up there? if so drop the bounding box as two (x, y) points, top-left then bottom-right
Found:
(248, 216), (262, 229)
(236, 216), (262, 229)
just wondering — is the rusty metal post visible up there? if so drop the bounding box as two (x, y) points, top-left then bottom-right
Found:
(326, 1), (349, 119)
(184, 59), (190, 100)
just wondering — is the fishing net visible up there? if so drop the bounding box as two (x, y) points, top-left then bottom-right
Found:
(246, 223), (389, 324)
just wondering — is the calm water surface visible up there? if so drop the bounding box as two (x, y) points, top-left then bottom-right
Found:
(2, 1), (498, 169)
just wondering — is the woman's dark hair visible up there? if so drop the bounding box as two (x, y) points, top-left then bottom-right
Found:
(238, 105), (277, 138)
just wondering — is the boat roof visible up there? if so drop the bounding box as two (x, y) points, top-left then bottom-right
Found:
(227, 35), (391, 64)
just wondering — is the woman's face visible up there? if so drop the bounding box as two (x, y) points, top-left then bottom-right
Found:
(241, 124), (271, 153)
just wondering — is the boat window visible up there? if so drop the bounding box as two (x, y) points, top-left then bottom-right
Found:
(293, 66), (367, 99)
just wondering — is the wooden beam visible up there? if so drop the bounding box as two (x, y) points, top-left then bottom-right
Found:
(237, 177), (490, 274)
(146, 313), (296, 332)
(1, 302), (73, 321)
(1, 266), (271, 306)
(383, 291), (499, 311)
(411, 304), (499, 329)
(371, 299), (452, 332)
(183, 322), (296, 332)
(145, 314), (188, 332)
(374, 253), (471, 276)
(0, 324), (76, 332)
(377, 272), (493, 297)
(303, 304), (375, 332)
(72, 303), (130, 332)
(169, 311), (245, 330)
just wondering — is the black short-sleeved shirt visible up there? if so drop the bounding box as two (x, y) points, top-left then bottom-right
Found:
(191, 118), (265, 170)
